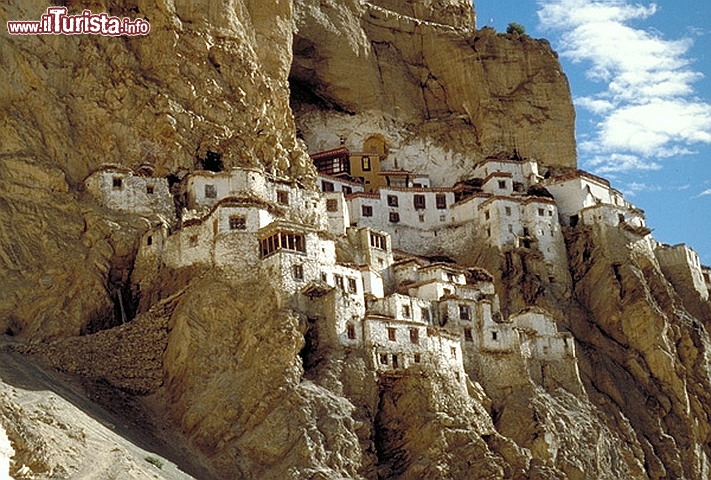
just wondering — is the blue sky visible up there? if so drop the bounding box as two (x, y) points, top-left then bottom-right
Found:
(474, 0), (711, 264)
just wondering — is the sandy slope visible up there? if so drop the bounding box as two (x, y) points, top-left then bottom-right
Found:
(0, 337), (215, 480)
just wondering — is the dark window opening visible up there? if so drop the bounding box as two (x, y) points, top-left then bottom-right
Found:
(387, 328), (396, 341)
(293, 264), (304, 280)
(362, 205), (373, 217)
(205, 184), (217, 198)
(334, 274), (344, 290)
(402, 304), (411, 318)
(484, 210), (490, 220)
(326, 199), (339, 212)
(146, 236), (153, 246)
(380, 353), (388, 364)
(321, 180), (335, 192)
(189, 235), (198, 247)
(229, 215), (246, 230)
(570, 214), (579, 227)
(342, 185), (352, 195)
(421, 307), (430, 323)
(259, 231), (305, 257)
(413, 353), (421, 363)
(370, 232), (387, 250)
(389, 212), (400, 223)
(436, 194), (447, 209)
(347, 323), (356, 340)
(492, 331), (498, 341)
(450, 347), (457, 359)
(112, 177), (123, 189)
(392, 354), (399, 369)
(618, 213), (625, 224)
(146, 185), (154, 194)
(347, 277), (357, 293)
(464, 328), (473, 341)
(409, 328), (419, 344)
(498, 180), (506, 189)
(459, 305), (470, 320)
(200, 150), (224, 172)
(538, 208), (545, 216)
(277, 190), (289, 205)
(387, 195), (399, 207)
(413, 194), (426, 209)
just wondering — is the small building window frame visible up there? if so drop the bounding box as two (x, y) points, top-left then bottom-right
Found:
(326, 199), (339, 212)
(293, 264), (304, 280)
(409, 328), (419, 344)
(276, 190), (289, 205)
(205, 184), (217, 198)
(112, 176), (123, 190)
(389, 212), (400, 223)
(387, 195), (399, 207)
(413, 194), (426, 210)
(229, 215), (247, 230)
(387, 327), (397, 341)
(436, 193), (447, 209)
(362, 205), (373, 217)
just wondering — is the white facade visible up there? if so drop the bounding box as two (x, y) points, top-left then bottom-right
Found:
(655, 243), (709, 301)
(512, 308), (576, 360)
(544, 171), (642, 228)
(473, 158), (542, 190)
(84, 166), (174, 218)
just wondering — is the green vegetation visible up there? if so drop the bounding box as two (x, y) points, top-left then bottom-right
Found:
(506, 22), (526, 36)
(145, 456), (165, 469)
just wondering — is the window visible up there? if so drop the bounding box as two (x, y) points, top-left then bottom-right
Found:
(409, 328), (419, 344)
(347, 323), (356, 340)
(389, 212), (400, 223)
(342, 186), (352, 195)
(387, 195), (398, 207)
(486, 227), (491, 238)
(413, 194), (426, 209)
(402, 304), (411, 318)
(464, 328), (473, 341)
(436, 194), (447, 209)
(112, 177), (123, 189)
(418, 213), (425, 223)
(387, 328), (396, 341)
(508, 224), (513, 233)
(146, 185), (154, 194)
(205, 184), (216, 198)
(492, 331), (498, 341)
(276, 190), (289, 205)
(146, 236), (153, 246)
(455, 371), (460, 381)
(459, 305), (471, 320)
(538, 208), (545, 216)
(293, 264), (304, 280)
(439, 215), (446, 222)
(321, 180), (334, 192)
(362, 156), (371, 171)
(498, 180), (506, 189)
(370, 232), (387, 250)
(334, 274), (344, 290)
(392, 354), (399, 369)
(229, 215), (246, 230)
(450, 347), (457, 359)
(421, 307), (430, 323)
(320, 272), (328, 283)
(413, 353), (421, 363)
(189, 235), (198, 247)
(523, 227), (530, 236)
(618, 213), (625, 224)
(548, 210), (553, 217)
(259, 231), (305, 257)
(484, 210), (490, 220)
(380, 353), (388, 364)
(347, 277), (357, 293)
(326, 199), (339, 212)
(505, 206), (511, 216)
(362, 205), (373, 217)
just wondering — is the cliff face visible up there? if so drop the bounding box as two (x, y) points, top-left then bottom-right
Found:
(1, 1), (711, 480)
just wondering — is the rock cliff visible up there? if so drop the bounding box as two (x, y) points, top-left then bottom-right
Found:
(1, 1), (710, 480)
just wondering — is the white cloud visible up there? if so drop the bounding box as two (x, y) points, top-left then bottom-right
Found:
(697, 189), (711, 197)
(537, 0), (711, 173)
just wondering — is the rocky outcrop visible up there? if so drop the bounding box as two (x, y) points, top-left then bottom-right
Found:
(2, 1), (711, 479)
(292, 0), (576, 169)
